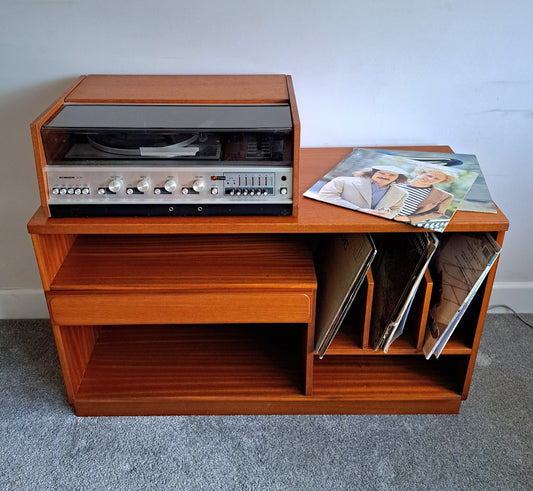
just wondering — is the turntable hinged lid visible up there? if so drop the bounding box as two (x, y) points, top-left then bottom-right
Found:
(45, 104), (293, 131)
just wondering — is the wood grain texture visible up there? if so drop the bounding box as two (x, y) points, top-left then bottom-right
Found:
(27, 147), (509, 235)
(74, 324), (304, 409)
(361, 268), (374, 349)
(51, 324), (99, 403)
(31, 234), (76, 291)
(30, 76), (85, 214)
(48, 235), (316, 325)
(319, 329), (470, 356)
(72, 325), (462, 416)
(414, 268), (434, 351)
(74, 398), (462, 416)
(65, 75), (290, 104)
(26, 145), (509, 416)
(48, 291), (315, 326)
(313, 356), (462, 400)
(50, 235), (316, 291)
(286, 75), (301, 217)
(460, 230), (507, 399)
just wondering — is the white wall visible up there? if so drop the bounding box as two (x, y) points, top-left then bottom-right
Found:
(1, 0), (532, 316)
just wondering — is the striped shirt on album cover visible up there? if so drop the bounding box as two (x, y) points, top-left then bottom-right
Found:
(396, 184), (431, 216)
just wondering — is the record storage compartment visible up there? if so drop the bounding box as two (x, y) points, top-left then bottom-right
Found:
(28, 147), (509, 416)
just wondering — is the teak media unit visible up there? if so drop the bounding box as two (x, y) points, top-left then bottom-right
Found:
(28, 146), (509, 416)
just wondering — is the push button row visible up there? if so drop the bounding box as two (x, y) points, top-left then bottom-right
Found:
(52, 187), (90, 195)
(225, 188), (272, 196)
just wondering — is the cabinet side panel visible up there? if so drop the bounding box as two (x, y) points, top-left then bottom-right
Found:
(51, 324), (99, 403)
(31, 234), (76, 291)
(30, 77), (86, 215)
(286, 76), (300, 217)
(460, 231), (506, 399)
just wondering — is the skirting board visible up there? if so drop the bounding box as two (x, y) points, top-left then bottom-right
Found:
(0, 289), (48, 319)
(488, 282), (533, 313)
(0, 283), (532, 319)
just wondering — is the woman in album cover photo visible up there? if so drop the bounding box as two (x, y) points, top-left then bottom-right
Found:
(393, 168), (455, 225)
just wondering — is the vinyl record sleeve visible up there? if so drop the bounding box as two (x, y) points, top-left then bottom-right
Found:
(370, 232), (437, 351)
(314, 233), (376, 358)
(423, 232), (501, 358)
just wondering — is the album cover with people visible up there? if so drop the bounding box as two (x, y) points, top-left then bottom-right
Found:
(371, 148), (496, 214)
(303, 148), (478, 233)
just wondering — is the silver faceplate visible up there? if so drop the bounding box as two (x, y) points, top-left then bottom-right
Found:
(46, 165), (293, 205)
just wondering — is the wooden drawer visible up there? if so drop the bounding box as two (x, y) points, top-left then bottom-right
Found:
(47, 290), (315, 326)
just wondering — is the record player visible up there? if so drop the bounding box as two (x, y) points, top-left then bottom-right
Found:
(31, 75), (300, 217)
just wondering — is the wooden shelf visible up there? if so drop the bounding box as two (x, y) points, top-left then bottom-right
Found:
(323, 329), (471, 356)
(312, 356), (462, 413)
(72, 325), (463, 416)
(74, 324), (304, 415)
(50, 234), (316, 292)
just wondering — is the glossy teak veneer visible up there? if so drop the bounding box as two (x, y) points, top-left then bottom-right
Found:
(28, 147), (509, 415)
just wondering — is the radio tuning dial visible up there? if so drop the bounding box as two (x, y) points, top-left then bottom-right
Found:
(137, 178), (150, 193)
(192, 179), (205, 193)
(108, 179), (122, 193)
(164, 179), (177, 193)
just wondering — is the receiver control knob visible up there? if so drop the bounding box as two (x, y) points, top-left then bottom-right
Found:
(136, 179), (150, 193)
(164, 179), (177, 193)
(108, 179), (122, 193)
(192, 179), (205, 193)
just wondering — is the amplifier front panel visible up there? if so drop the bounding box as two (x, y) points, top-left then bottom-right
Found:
(46, 165), (293, 216)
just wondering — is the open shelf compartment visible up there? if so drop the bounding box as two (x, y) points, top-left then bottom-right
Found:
(72, 324), (309, 415)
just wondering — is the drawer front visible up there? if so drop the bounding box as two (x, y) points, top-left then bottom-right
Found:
(48, 291), (314, 325)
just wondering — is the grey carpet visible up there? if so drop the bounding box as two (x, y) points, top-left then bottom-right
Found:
(1, 314), (532, 490)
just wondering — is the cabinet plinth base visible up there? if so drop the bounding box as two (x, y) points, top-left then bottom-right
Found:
(74, 397), (462, 417)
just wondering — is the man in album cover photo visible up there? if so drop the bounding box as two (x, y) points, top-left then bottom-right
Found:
(316, 164), (409, 219)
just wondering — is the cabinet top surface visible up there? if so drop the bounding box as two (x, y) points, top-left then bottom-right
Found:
(65, 74), (291, 104)
(28, 146), (509, 235)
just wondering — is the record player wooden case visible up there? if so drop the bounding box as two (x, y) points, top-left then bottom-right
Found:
(31, 74), (301, 218)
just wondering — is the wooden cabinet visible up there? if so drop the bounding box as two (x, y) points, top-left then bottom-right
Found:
(28, 147), (509, 416)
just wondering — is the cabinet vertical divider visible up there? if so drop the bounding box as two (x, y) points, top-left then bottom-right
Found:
(414, 269), (434, 351)
(360, 268), (374, 349)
